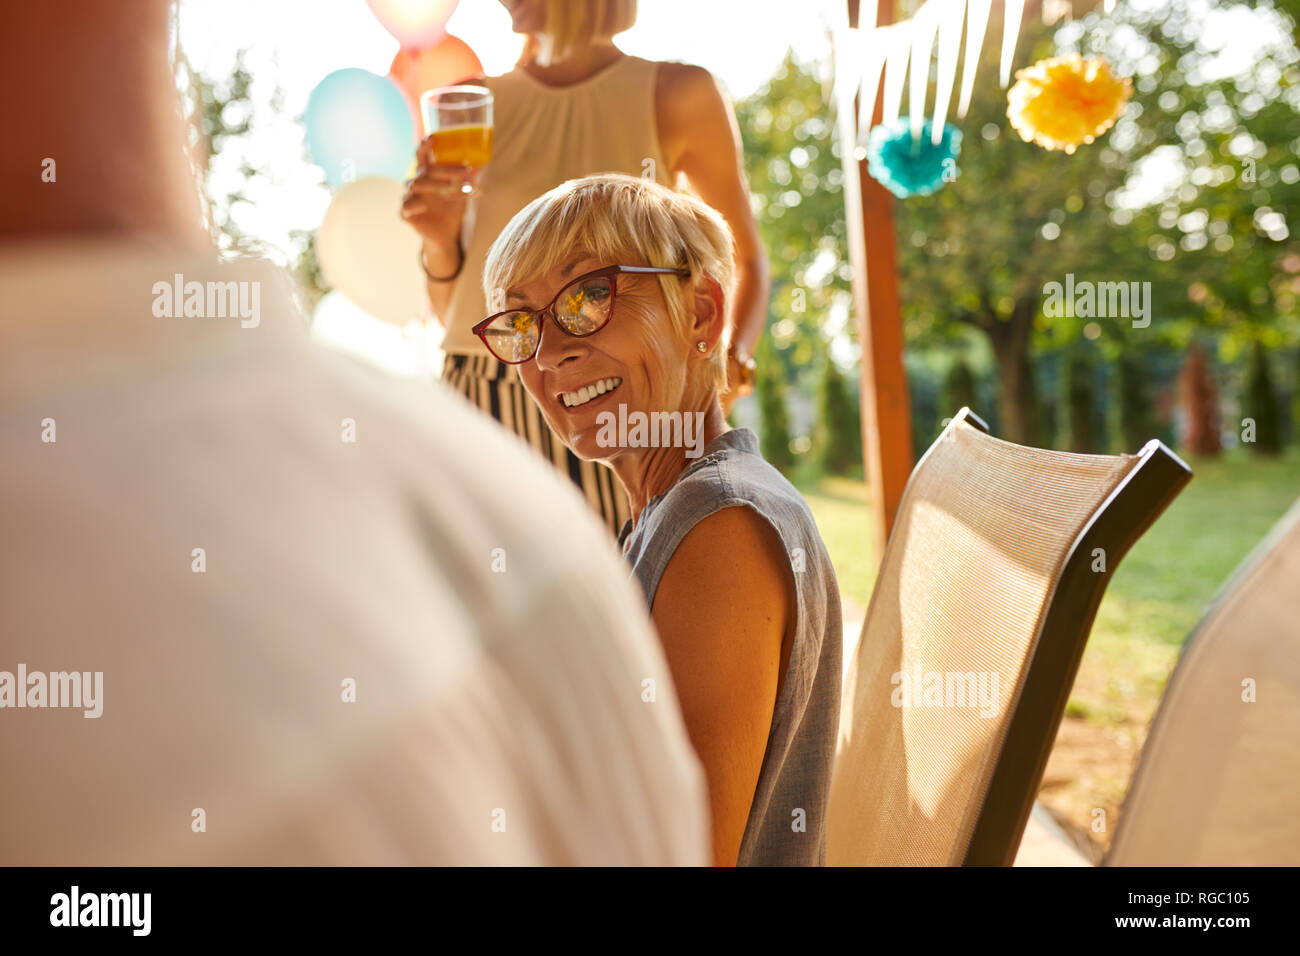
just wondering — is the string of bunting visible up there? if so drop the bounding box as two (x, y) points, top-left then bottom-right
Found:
(835, 0), (1132, 197)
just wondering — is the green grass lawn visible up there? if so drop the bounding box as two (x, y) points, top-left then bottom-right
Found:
(795, 472), (877, 610)
(1057, 448), (1300, 844)
(1080, 448), (1300, 723)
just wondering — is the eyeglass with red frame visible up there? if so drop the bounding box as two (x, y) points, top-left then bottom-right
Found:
(472, 264), (690, 365)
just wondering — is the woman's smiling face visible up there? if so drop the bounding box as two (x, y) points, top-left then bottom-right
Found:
(512, 254), (696, 463)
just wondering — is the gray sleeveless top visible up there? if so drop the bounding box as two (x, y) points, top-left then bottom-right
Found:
(617, 428), (842, 866)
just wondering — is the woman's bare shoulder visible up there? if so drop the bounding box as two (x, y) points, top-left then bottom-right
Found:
(654, 62), (732, 163)
(664, 505), (791, 597)
(655, 61), (721, 104)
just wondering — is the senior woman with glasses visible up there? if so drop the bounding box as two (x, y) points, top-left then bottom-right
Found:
(478, 173), (842, 867)
(402, 0), (768, 540)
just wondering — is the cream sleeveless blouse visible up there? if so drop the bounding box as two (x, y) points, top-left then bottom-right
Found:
(440, 55), (673, 356)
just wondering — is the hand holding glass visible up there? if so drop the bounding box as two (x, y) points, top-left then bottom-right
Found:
(420, 85), (493, 195)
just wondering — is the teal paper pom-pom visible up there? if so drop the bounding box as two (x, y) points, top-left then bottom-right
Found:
(865, 120), (963, 199)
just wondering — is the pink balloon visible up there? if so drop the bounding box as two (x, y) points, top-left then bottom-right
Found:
(366, 0), (459, 50)
(390, 35), (483, 99)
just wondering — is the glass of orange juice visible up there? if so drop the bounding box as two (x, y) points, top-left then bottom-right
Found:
(420, 85), (493, 195)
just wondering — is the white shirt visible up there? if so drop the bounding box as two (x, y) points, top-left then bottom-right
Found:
(0, 240), (708, 865)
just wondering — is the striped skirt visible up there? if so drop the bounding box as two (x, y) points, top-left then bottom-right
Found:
(442, 354), (632, 538)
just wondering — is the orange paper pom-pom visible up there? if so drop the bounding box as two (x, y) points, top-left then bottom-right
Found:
(1007, 54), (1132, 154)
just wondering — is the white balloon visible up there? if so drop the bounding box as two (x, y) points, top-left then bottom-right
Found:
(316, 177), (429, 325)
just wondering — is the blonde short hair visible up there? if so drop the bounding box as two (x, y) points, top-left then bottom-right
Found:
(540, 0), (637, 63)
(483, 173), (735, 389)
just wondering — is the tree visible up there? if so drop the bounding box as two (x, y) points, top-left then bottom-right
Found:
(1060, 343), (1101, 453)
(175, 48), (262, 255)
(174, 45), (327, 309)
(894, 0), (1300, 445)
(1130, 0), (1300, 355)
(1293, 347), (1300, 445)
(1179, 343), (1222, 455)
(1110, 347), (1153, 453)
(735, 51), (856, 412)
(816, 357), (862, 473)
(895, 14), (1134, 446)
(939, 354), (978, 420)
(1244, 340), (1282, 453)
(756, 334), (795, 472)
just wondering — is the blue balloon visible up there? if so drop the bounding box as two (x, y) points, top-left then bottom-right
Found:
(304, 68), (414, 187)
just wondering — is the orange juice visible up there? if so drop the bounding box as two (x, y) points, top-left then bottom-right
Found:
(431, 125), (493, 167)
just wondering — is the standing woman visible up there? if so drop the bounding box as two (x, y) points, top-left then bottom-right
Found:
(401, 0), (769, 536)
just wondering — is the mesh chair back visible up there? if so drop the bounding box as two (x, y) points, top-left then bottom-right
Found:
(828, 409), (1190, 865)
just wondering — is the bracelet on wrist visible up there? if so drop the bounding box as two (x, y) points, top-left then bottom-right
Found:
(420, 240), (464, 283)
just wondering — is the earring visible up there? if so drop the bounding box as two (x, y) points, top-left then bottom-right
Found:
(696, 341), (708, 353)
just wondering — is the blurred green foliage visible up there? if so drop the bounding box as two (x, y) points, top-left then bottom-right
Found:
(176, 45), (325, 309)
(896, 0), (1299, 445)
(815, 357), (862, 472)
(1244, 339), (1282, 452)
(1059, 341), (1102, 452)
(939, 354), (977, 422)
(735, 51), (854, 410)
(738, 0), (1299, 465)
(756, 334), (796, 470)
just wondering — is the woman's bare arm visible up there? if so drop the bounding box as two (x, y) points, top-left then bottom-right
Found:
(649, 504), (793, 866)
(657, 64), (771, 405)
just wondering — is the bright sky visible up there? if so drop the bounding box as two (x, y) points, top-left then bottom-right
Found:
(178, 0), (840, 100)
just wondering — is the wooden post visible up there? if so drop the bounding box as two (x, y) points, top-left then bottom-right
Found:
(843, 0), (914, 559)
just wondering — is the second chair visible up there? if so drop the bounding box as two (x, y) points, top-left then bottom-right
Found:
(827, 408), (1191, 866)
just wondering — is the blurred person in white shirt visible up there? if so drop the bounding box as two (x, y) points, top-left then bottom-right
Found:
(0, 0), (707, 866)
